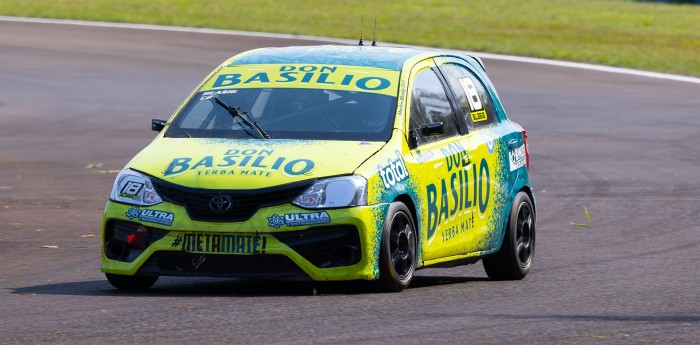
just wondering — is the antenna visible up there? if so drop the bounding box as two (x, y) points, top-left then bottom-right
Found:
(371, 16), (377, 46)
(358, 15), (364, 46)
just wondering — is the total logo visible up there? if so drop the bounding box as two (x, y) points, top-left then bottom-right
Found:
(378, 150), (409, 188)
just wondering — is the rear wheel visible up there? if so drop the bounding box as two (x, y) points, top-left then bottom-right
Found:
(377, 202), (417, 292)
(105, 273), (158, 290)
(483, 191), (535, 280)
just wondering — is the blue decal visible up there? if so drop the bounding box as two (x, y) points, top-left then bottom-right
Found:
(125, 207), (141, 221)
(268, 214), (286, 229)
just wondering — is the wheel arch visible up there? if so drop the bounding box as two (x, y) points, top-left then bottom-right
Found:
(392, 193), (423, 267)
(493, 185), (535, 254)
(519, 185), (536, 221)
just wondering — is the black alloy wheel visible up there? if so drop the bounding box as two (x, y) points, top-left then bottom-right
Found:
(378, 202), (417, 292)
(483, 191), (535, 280)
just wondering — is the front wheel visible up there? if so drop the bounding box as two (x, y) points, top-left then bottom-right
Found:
(483, 191), (535, 280)
(377, 202), (417, 292)
(106, 273), (158, 290)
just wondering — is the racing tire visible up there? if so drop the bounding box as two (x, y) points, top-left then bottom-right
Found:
(377, 201), (417, 292)
(483, 191), (535, 280)
(105, 273), (158, 290)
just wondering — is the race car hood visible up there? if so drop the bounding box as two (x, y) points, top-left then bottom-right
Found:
(127, 138), (385, 189)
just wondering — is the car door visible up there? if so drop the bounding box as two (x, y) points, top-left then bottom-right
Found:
(433, 57), (510, 255)
(403, 59), (481, 262)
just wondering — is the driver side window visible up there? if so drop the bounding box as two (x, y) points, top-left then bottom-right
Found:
(409, 68), (459, 147)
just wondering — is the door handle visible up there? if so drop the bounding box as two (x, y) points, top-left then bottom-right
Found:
(462, 153), (472, 166)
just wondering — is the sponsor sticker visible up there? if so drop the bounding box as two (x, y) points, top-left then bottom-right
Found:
(458, 77), (483, 111)
(200, 89), (238, 100)
(202, 64), (400, 97)
(164, 148), (315, 178)
(470, 110), (488, 123)
(509, 145), (527, 171)
(118, 181), (143, 199)
(171, 232), (267, 254)
(377, 150), (409, 188)
(425, 157), (491, 240)
(268, 211), (331, 229)
(126, 207), (174, 226)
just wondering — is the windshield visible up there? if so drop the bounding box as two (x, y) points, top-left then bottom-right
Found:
(166, 88), (397, 141)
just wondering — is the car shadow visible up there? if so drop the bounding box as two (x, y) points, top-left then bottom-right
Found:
(9, 275), (488, 297)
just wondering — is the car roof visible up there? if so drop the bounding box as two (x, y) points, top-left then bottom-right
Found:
(228, 45), (440, 71)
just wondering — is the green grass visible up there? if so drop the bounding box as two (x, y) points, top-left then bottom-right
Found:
(2, 0), (699, 76)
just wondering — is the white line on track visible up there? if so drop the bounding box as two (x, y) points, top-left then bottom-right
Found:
(2, 15), (700, 85)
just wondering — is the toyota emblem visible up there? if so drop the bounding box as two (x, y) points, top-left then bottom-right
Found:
(208, 195), (233, 213)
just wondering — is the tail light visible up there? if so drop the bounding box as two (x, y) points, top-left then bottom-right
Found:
(523, 129), (529, 171)
(514, 123), (530, 171)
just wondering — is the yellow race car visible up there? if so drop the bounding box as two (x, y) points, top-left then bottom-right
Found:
(102, 45), (535, 292)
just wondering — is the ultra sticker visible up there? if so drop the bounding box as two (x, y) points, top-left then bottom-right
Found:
(268, 212), (331, 229)
(171, 233), (267, 254)
(470, 110), (488, 123)
(126, 207), (174, 226)
(509, 145), (527, 171)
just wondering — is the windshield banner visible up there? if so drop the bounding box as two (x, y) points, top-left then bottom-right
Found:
(201, 64), (400, 96)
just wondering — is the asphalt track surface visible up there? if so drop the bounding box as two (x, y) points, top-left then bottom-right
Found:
(1, 20), (699, 345)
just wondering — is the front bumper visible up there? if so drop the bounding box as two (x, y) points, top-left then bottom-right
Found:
(100, 201), (388, 281)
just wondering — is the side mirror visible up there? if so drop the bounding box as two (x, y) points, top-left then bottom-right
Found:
(420, 122), (444, 136)
(151, 119), (167, 132)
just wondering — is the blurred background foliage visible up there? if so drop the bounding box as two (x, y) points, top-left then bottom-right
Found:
(1, 0), (699, 76)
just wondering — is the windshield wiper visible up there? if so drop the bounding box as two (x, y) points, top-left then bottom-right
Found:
(214, 97), (270, 139)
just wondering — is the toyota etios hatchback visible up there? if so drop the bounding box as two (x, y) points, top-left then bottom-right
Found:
(102, 45), (536, 292)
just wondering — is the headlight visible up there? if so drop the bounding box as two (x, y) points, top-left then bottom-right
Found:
(109, 169), (163, 206)
(292, 175), (367, 209)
